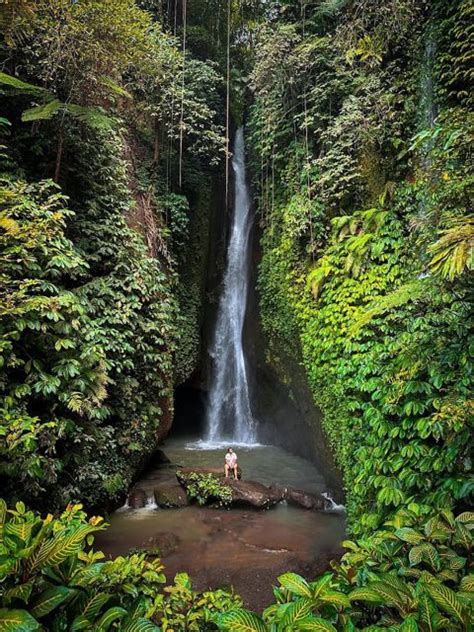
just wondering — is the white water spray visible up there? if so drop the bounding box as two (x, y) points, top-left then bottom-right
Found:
(205, 127), (255, 444)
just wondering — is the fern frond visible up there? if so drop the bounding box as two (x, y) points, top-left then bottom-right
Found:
(350, 278), (429, 336)
(428, 215), (474, 280)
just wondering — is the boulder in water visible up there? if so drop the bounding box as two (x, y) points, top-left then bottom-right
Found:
(154, 482), (190, 508)
(224, 479), (282, 508)
(128, 488), (147, 509)
(286, 487), (325, 511)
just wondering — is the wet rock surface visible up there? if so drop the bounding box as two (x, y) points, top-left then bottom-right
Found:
(128, 488), (147, 509)
(128, 463), (332, 511)
(154, 481), (190, 508)
(223, 479), (283, 508)
(286, 487), (327, 511)
(175, 467), (328, 511)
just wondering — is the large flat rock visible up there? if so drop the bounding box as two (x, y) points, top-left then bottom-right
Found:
(223, 479), (283, 508)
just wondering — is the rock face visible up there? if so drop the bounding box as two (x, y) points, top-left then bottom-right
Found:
(223, 479), (283, 508)
(154, 482), (190, 508)
(127, 488), (147, 509)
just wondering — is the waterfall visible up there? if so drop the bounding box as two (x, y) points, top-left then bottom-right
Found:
(205, 127), (256, 444)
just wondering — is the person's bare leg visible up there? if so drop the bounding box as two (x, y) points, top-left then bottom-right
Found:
(225, 464), (229, 478)
(233, 465), (238, 480)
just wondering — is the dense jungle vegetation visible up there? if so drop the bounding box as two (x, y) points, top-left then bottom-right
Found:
(0, 0), (472, 630)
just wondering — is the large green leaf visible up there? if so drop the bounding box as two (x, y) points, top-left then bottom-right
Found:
(349, 587), (384, 604)
(456, 512), (474, 526)
(460, 575), (474, 592)
(418, 594), (436, 632)
(1, 583), (33, 606)
(425, 583), (466, 623)
(370, 581), (407, 609)
(298, 617), (338, 631)
(70, 615), (90, 631)
(120, 619), (161, 632)
(96, 606), (128, 631)
(280, 598), (313, 627)
(0, 499), (6, 525)
(399, 616), (419, 632)
(29, 524), (99, 571)
(395, 528), (425, 544)
(319, 591), (351, 609)
(378, 573), (411, 596)
(217, 609), (267, 632)
(0, 609), (40, 631)
(4, 522), (32, 544)
(0, 72), (45, 95)
(310, 573), (333, 598)
(278, 572), (313, 598)
(65, 104), (115, 130)
(82, 593), (111, 619)
(31, 586), (72, 618)
(21, 100), (62, 123)
(409, 545), (424, 566)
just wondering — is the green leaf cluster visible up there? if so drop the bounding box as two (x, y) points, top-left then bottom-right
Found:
(177, 472), (233, 507)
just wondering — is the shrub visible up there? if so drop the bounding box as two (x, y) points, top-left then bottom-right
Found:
(177, 472), (233, 507)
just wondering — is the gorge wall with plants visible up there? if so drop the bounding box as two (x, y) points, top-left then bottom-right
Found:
(0, 0), (228, 510)
(248, 0), (473, 534)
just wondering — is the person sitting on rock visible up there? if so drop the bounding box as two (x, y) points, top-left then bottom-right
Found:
(224, 447), (238, 480)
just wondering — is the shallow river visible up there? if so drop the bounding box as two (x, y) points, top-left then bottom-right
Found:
(96, 439), (346, 610)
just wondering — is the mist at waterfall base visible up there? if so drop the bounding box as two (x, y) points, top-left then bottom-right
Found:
(204, 127), (256, 446)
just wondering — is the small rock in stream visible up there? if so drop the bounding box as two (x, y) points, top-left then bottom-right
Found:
(285, 487), (326, 510)
(154, 482), (190, 508)
(128, 488), (147, 509)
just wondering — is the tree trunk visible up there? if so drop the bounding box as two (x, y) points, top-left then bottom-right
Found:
(54, 125), (64, 183)
(153, 121), (160, 164)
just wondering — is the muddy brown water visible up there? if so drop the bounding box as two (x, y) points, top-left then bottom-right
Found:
(96, 439), (346, 611)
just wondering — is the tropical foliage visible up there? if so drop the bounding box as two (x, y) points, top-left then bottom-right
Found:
(0, 499), (240, 631)
(0, 0), (472, 630)
(176, 472), (233, 507)
(0, 0), (228, 508)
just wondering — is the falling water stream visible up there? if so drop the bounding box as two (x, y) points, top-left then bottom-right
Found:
(205, 127), (255, 444)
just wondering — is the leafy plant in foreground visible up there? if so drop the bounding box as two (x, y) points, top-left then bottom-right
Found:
(0, 499), (242, 631)
(0, 500), (164, 630)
